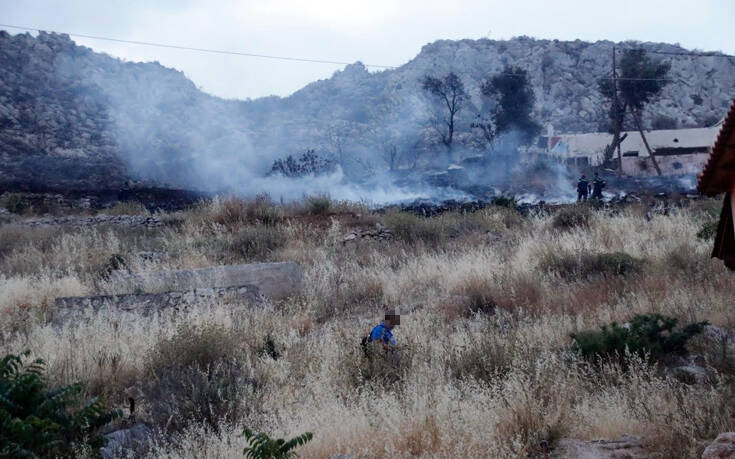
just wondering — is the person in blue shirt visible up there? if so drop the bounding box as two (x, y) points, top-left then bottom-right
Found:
(369, 310), (399, 348)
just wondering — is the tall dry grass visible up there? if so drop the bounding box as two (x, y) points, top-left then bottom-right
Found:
(0, 198), (733, 458)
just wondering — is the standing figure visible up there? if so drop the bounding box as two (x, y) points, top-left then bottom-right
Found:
(577, 175), (590, 202)
(591, 172), (606, 200)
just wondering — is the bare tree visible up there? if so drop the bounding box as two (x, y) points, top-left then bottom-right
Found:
(422, 72), (468, 154)
(382, 143), (399, 171)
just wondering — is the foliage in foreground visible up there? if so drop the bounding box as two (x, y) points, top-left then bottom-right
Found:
(242, 428), (313, 459)
(571, 313), (709, 364)
(0, 351), (121, 457)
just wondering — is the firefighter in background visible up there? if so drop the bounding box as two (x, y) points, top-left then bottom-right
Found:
(577, 175), (590, 202)
(591, 172), (606, 200)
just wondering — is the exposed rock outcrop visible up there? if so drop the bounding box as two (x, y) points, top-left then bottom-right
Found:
(2, 30), (734, 192)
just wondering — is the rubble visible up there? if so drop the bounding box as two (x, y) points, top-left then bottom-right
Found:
(100, 423), (151, 459)
(551, 435), (648, 458)
(702, 432), (735, 459)
(342, 223), (393, 244)
(9, 214), (164, 229)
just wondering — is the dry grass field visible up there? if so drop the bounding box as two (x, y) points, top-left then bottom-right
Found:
(1, 196), (734, 458)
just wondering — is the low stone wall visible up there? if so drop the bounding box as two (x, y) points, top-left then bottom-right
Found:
(53, 285), (261, 327)
(10, 214), (163, 228)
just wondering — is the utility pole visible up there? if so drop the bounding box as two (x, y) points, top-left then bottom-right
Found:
(612, 46), (623, 175)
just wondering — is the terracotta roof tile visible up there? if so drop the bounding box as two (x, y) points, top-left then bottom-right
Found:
(698, 97), (735, 194)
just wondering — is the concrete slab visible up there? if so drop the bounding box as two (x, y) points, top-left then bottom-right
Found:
(111, 261), (303, 299)
(53, 285), (261, 326)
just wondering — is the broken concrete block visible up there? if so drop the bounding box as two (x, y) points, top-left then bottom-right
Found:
(101, 423), (151, 459)
(551, 435), (648, 458)
(112, 261), (303, 299)
(53, 285), (261, 326)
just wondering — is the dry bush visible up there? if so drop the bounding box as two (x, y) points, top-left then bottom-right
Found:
(551, 204), (593, 231)
(226, 225), (288, 262)
(382, 211), (448, 245)
(383, 210), (510, 247)
(103, 200), (149, 216)
(196, 195), (284, 229)
(539, 250), (643, 281)
(448, 329), (520, 382)
(143, 323), (263, 434)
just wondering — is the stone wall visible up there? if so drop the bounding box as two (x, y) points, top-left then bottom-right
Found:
(53, 285), (261, 326)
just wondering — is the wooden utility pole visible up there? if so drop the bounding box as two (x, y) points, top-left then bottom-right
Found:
(612, 46), (623, 175)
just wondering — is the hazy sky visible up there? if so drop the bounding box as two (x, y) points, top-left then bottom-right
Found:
(2, 0), (734, 100)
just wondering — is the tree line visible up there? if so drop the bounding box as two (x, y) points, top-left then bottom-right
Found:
(420, 48), (672, 174)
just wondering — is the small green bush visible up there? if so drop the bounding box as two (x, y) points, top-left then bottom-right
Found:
(540, 251), (642, 280)
(571, 313), (708, 364)
(0, 193), (30, 215)
(696, 219), (719, 240)
(0, 351), (121, 457)
(492, 196), (517, 209)
(242, 428), (313, 459)
(552, 204), (592, 231)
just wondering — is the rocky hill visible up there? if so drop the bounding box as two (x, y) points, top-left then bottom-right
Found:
(1, 31), (734, 193)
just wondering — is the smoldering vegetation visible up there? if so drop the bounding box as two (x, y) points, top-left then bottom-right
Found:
(2, 32), (715, 206)
(0, 196), (733, 457)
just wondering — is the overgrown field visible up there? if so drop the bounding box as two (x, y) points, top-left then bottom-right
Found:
(1, 196), (733, 458)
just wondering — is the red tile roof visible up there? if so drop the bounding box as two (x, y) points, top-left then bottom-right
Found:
(698, 98), (735, 195)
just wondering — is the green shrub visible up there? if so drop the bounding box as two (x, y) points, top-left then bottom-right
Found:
(242, 428), (313, 459)
(0, 351), (121, 457)
(229, 226), (288, 261)
(552, 204), (592, 231)
(0, 193), (30, 215)
(540, 251), (642, 280)
(571, 313), (708, 364)
(492, 196), (518, 209)
(307, 194), (331, 215)
(697, 219), (719, 240)
(143, 324), (262, 434)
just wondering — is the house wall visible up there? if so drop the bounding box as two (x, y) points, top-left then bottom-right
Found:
(620, 153), (709, 177)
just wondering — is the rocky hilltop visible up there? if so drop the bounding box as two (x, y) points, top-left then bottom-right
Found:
(1, 31), (734, 192)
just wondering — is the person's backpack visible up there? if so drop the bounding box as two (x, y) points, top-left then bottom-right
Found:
(360, 333), (371, 353)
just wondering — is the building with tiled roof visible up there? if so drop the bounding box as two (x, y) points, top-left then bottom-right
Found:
(697, 98), (735, 269)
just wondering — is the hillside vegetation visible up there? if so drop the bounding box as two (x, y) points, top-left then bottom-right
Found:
(0, 197), (733, 457)
(2, 31), (734, 191)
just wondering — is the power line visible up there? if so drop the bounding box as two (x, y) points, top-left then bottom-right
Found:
(0, 23), (398, 69)
(1, 23), (730, 79)
(640, 49), (735, 58)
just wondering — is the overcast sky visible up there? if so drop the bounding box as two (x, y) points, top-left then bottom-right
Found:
(2, 0), (734, 100)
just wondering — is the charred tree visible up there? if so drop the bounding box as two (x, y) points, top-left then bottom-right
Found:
(422, 72), (468, 156)
(476, 66), (540, 147)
